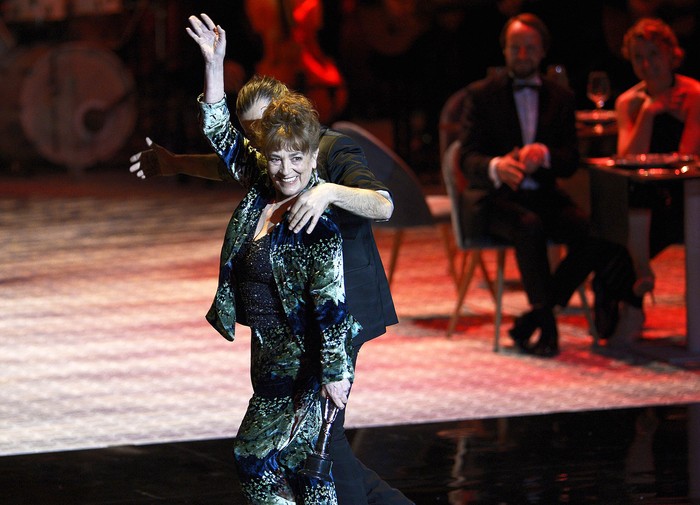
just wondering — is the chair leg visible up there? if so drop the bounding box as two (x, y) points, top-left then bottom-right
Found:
(478, 253), (498, 302)
(455, 250), (468, 284)
(493, 249), (506, 352)
(460, 251), (480, 296)
(576, 284), (600, 347)
(387, 230), (404, 286)
(438, 222), (460, 287)
(447, 251), (480, 337)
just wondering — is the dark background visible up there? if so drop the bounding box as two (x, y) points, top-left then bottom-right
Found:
(1, 0), (698, 178)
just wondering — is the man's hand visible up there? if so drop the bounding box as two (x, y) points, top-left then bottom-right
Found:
(495, 150), (526, 191)
(518, 143), (548, 173)
(129, 137), (176, 179)
(130, 138), (225, 180)
(288, 184), (335, 233)
(321, 379), (351, 410)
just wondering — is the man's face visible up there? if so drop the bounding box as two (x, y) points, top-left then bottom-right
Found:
(239, 97), (271, 147)
(503, 20), (545, 79)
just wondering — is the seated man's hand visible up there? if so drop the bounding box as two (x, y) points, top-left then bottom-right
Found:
(287, 183), (334, 234)
(129, 137), (177, 179)
(518, 143), (548, 173)
(321, 378), (351, 410)
(495, 152), (526, 191)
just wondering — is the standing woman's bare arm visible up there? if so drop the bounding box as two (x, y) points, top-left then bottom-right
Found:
(186, 13), (226, 104)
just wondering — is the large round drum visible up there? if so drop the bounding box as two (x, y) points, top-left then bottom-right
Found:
(2, 0), (67, 23)
(0, 42), (137, 171)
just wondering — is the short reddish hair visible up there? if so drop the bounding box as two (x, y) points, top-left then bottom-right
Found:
(622, 18), (685, 69)
(256, 92), (320, 156)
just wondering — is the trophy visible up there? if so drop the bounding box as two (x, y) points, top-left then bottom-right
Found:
(298, 397), (339, 482)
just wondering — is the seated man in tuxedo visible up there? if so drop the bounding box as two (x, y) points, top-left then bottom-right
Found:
(457, 13), (641, 356)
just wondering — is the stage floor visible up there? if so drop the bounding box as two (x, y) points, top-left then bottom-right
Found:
(1, 405), (696, 504)
(1, 168), (699, 503)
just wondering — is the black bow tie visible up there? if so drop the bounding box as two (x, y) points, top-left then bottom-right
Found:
(513, 82), (541, 91)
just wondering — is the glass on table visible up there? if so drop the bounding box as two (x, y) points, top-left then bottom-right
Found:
(587, 71), (611, 132)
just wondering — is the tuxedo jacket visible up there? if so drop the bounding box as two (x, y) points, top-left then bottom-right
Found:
(460, 75), (578, 191)
(316, 128), (399, 345)
(456, 71), (580, 236)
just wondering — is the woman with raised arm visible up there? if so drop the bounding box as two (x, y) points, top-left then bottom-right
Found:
(186, 13), (358, 503)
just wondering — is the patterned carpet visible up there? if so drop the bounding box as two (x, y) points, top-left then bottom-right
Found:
(2, 171), (699, 457)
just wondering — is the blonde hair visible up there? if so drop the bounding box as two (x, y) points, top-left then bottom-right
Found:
(235, 75), (289, 119)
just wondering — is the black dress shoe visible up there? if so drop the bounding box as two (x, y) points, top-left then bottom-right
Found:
(534, 340), (560, 357)
(508, 310), (538, 353)
(532, 309), (560, 358)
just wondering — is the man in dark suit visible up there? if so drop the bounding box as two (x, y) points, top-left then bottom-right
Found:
(130, 70), (411, 503)
(458, 13), (639, 356)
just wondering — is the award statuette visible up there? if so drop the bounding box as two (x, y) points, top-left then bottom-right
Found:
(298, 397), (339, 482)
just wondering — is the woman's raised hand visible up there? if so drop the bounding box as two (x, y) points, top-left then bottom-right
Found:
(186, 13), (226, 66)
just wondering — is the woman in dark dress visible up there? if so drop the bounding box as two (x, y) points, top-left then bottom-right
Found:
(613, 17), (700, 340)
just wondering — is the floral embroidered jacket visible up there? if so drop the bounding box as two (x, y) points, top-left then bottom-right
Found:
(199, 96), (359, 384)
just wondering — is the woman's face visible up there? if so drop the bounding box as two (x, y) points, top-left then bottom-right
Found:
(629, 38), (673, 83)
(266, 147), (319, 199)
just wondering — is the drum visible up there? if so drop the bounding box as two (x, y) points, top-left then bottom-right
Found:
(0, 42), (137, 171)
(2, 0), (122, 22)
(2, 0), (68, 23)
(71, 0), (123, 17)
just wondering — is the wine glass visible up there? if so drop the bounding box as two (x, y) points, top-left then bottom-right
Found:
(587, 71), (611, 112)
(587, 71), (611, 132)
